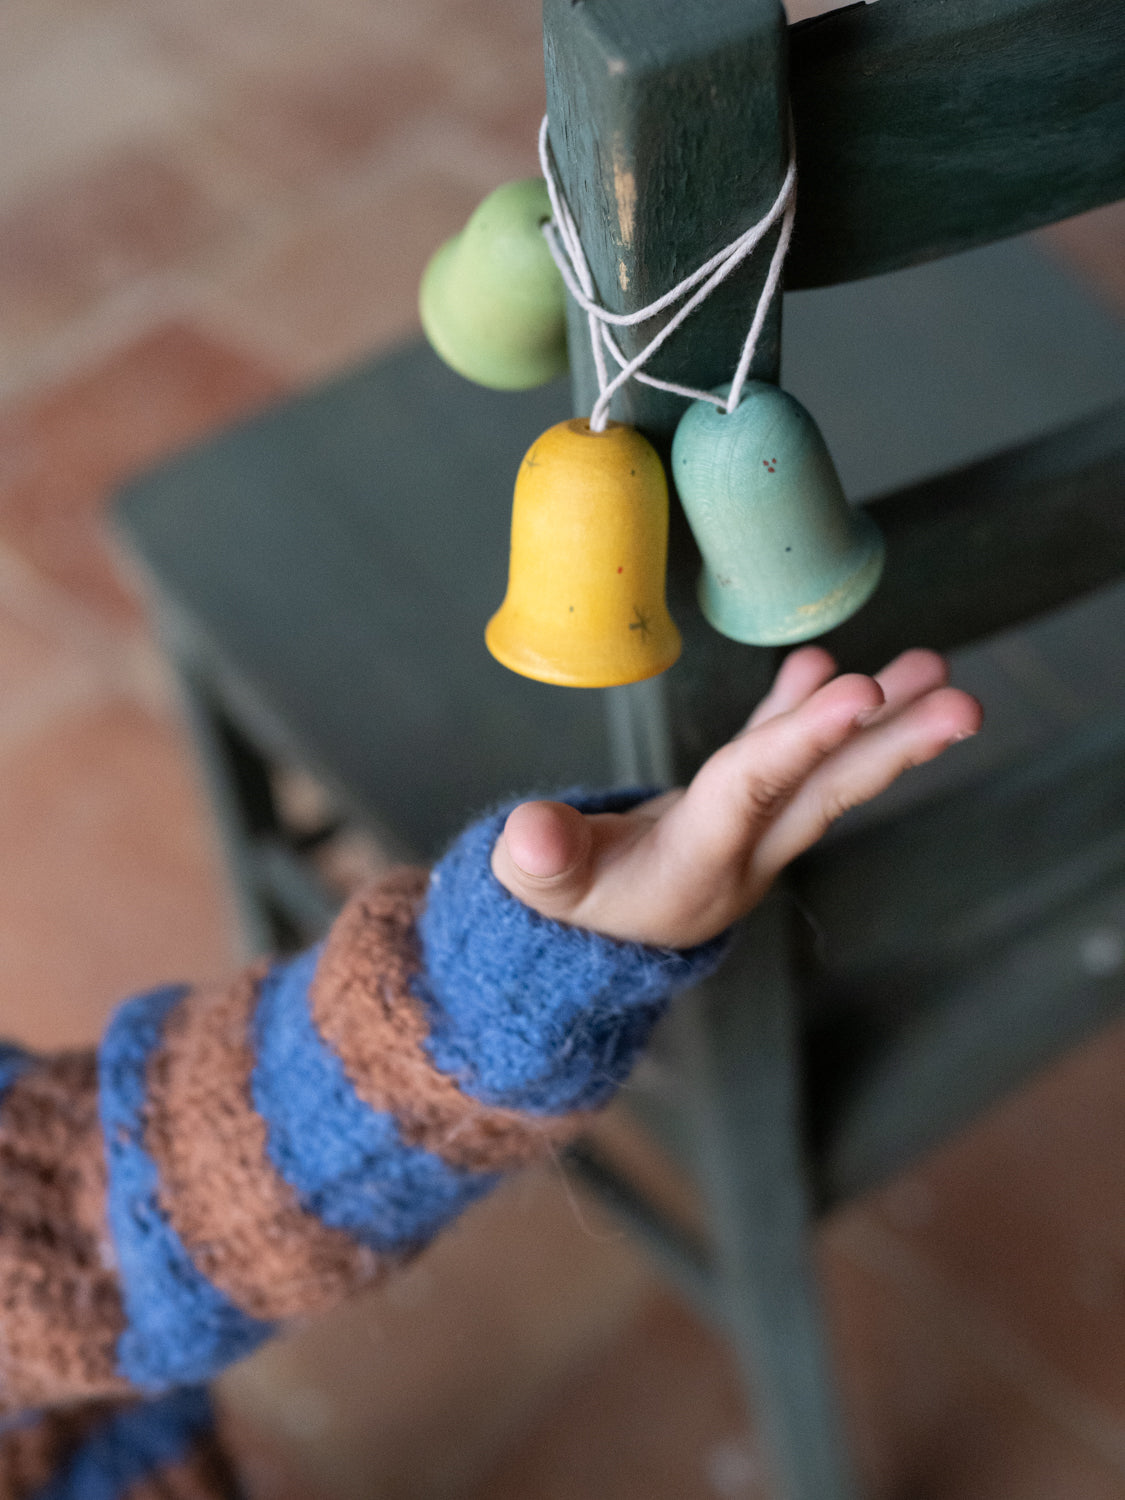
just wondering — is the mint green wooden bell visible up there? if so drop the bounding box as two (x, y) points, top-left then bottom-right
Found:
(419, 179), (568, 391)
(672, 382), (884, 645)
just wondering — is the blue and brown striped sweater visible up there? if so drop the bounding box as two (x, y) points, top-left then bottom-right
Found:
(0, 796), (728, 1498)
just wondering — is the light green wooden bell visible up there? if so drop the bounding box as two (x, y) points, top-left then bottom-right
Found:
(671, 382), (884, 645)
(419, 179), (568, 391)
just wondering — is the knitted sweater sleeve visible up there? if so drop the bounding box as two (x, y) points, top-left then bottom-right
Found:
(0, 793), (729, 1421)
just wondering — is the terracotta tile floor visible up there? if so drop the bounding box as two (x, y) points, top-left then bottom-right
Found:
(0, 1), (1122, 1496)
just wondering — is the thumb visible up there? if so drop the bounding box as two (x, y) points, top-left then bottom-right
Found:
(491, 801), (596, 920)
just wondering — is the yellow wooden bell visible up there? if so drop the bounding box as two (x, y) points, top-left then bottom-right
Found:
(486, 419), (682, 687)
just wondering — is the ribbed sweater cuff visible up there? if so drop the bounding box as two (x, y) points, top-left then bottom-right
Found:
(416, 789), (733, 1115)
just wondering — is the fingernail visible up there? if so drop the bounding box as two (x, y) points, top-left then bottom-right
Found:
(947, 729), (978, 744)
(853, 707), (880, 728)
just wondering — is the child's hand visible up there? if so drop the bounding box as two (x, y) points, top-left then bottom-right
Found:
(491, 647), (982, 949)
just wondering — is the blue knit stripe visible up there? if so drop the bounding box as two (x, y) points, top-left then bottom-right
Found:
(417, 790), (733, 1114)
(251, 949), (496, 1256)
(30, 1388), (218, 1500)
(99, 987), (273, 1390)
(0, 1043), (32, 1100)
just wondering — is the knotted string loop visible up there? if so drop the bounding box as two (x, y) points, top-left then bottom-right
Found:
(537, 115), (797, 433)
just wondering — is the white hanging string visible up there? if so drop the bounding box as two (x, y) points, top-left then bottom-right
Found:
(537, 115), (797, 433)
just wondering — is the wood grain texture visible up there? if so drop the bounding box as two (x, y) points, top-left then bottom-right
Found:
(543, 0), (789, 440)
(821, 402), (1125, 670)
(813, 870), (1125, 1205)
(799, 711), (1125, 1206)
(796, 704), (1125, 988)
(543, 0), (790, 779)
(788, 0), (1125, 288)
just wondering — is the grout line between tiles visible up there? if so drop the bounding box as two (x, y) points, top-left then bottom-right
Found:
(0, 662), (117, 762)
(0, 539), (133, 651)
(0, 540), (179, 724)
(184, 284), (357, 386)
(0, 112), (529, 409)
(0, 271), (206, 408)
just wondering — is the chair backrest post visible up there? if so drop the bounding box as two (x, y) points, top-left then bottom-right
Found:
(543, 0), (789, 442)
(543, 0), (791, 774)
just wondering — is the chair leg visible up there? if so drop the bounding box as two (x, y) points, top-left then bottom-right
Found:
(171, 657), (336, 955)
(671, 899), (862, 1500)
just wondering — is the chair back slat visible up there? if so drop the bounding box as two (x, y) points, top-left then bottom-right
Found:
(789, 0), (1125, 289)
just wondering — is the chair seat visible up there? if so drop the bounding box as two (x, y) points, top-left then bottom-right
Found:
(116, 346), (605, 861)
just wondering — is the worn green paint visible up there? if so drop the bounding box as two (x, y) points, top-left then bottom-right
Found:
(818, 871), (1125, 1205)
(543, 0), (788, 443)
(673, 382), (884, 644)
(797, 705), (1125, 989)
(543, 0), (790, 777)
(796, 709), (1125, 1205)
(543, 13), (870, 1499)
(822, 403), (1125, 671)
(673, 917), (862, 1500)
(788, 0), (1125, 288)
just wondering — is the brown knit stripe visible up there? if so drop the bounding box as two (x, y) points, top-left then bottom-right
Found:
(120, 1432), (243, 1500)
(0, 1404), (239, 1500)
(308, 870), (591, 1173)
(0, 1054), (131, 1417)
(143, 970), (382, 1323)
(0, 1400), (120, 1498)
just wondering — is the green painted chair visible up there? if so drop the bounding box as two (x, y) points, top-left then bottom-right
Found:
(116, 1), (1125, 1493)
